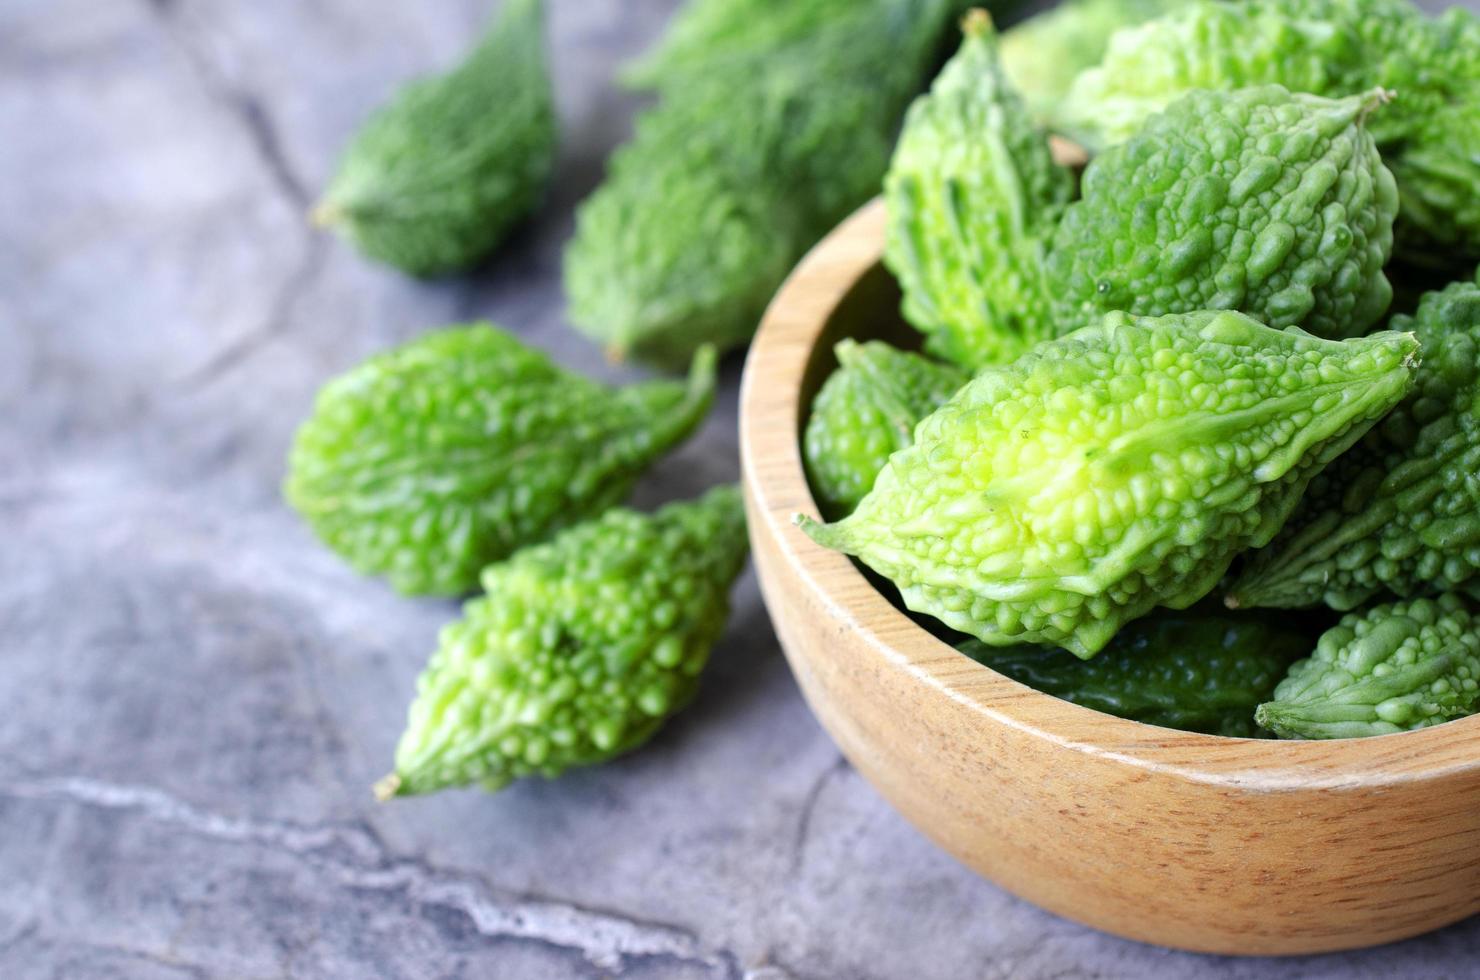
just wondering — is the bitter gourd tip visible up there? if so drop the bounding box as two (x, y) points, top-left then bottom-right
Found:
(1250, 701), (1287, 734)
(309, 201), (340, 229)
(367, 775), (396, 805)
(793, 513), (836, 547)
(372, 773), (401, 802)
(961, 7), (993, 34)
(685, 343), (718, 398)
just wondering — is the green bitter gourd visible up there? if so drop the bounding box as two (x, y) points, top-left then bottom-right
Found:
(285, 324), (715, 596)
(1255, 594), (1480, 738)
(563, 0), (974, 367)
(1056, 0), (1480, 260)
(803, 340), (967, 517)
(884, 11), (1076, 369)
(377, 484), (748, 797)
(999, 0), (1191, 123)
(1047, 85), (1397, 339)
(313, 0), (555, 276)
(798, 310), (1417, 658)
(960, 611), (1309, 735)
(1229, 273), (1480, 610)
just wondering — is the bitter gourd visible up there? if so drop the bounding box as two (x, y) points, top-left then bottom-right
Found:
(313, 0), (555, 276)
(564, 0), (973, 367)
(285, 324), (714, 596)
(1229, 274), (1480, 610)
(884, 12), (1075, 369)
(999, 0), (1190, 123)
(1057, 0), (1480, 260)
(377, 485), (748, 797)
(1047, 86), (1397, 339)
(1255, 594), (1480, 738)
(1387, 99), (1480, 259)
(960, 611), (1308, 735)
(798, 310), (1417, 658)
(803, 340), (967, 517)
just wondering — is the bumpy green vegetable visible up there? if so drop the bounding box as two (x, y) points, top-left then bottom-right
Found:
(803, 340), (967, 516)
(1047, 86), (1397, 339)
(1388, 99), (1480, 259)
(285, 324), (714, 596)
(378, 485), (748, 797)
(884, 12), (1075, 368)
(313, 0), (555, 276)
(1057, 0), (1480, 259)
(798, 310), (1417, 658)
(1000, 0), (1190, 122)
(1256, 594), (1480, 738)
(1229, 274), (1480, 610)
(960, 611), (1308, 735)
(564, 0), (972, 366)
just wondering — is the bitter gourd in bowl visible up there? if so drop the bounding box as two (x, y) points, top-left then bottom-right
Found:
(961, 611), (1308, 736)
(1229, 272), (1480, 610)
(803, 340), (967, 517)
(1257, 594), (1480, 738)
(799, 310), (1417, 659)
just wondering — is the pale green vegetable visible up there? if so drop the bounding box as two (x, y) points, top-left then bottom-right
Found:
(1229, 272), (1480, 610)
(564, 0), (977, 366)
(1056, 0), (1480, 261)
(285, 325), (714, 596)
(314, 0), (555, 276)
(799, 310), (1417, 658)
(379, 485), (748, 797)
(1256, 594), (1480, 738)
(1047, 86), (1397, 339)
(803, 340), (967, 516)
(1000, 0), (1191, 122)
(884, 11), (1075, 368)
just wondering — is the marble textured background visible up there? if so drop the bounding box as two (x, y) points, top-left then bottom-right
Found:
(3, 0), (1477, 977)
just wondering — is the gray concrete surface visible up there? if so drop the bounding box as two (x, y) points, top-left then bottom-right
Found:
(3, 0), (1477, 977)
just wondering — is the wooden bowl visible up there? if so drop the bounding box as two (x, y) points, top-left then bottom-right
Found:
(738, 196), (1480, 955)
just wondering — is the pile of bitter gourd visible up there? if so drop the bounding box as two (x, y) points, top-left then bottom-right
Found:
(801, 0), (1480, 740)
(291, 0), (992, 797)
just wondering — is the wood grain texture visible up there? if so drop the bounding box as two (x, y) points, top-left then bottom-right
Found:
(738, 196), (1480, 955)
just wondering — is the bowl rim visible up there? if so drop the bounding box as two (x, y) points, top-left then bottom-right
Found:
(739, 196), (1480, 790)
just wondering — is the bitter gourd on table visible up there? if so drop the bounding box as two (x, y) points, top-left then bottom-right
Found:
(999, 0), (1190, 123)
(1256, 594), (1480, 738)
(284, 324), (714, 596)
(1047, 85), (1397, 339)
(884, 11), (1075, 369)
(563, 0), (974, 367)
(1229, 273), (1480, 610)
(1056, 0), (1480, 261)
(377, 485), (748, 797)
(803, 340), (967, 517)
(798, 310), (1417, 658)
(313, 0), (555, 276)
(960, 611), (1309, 735)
